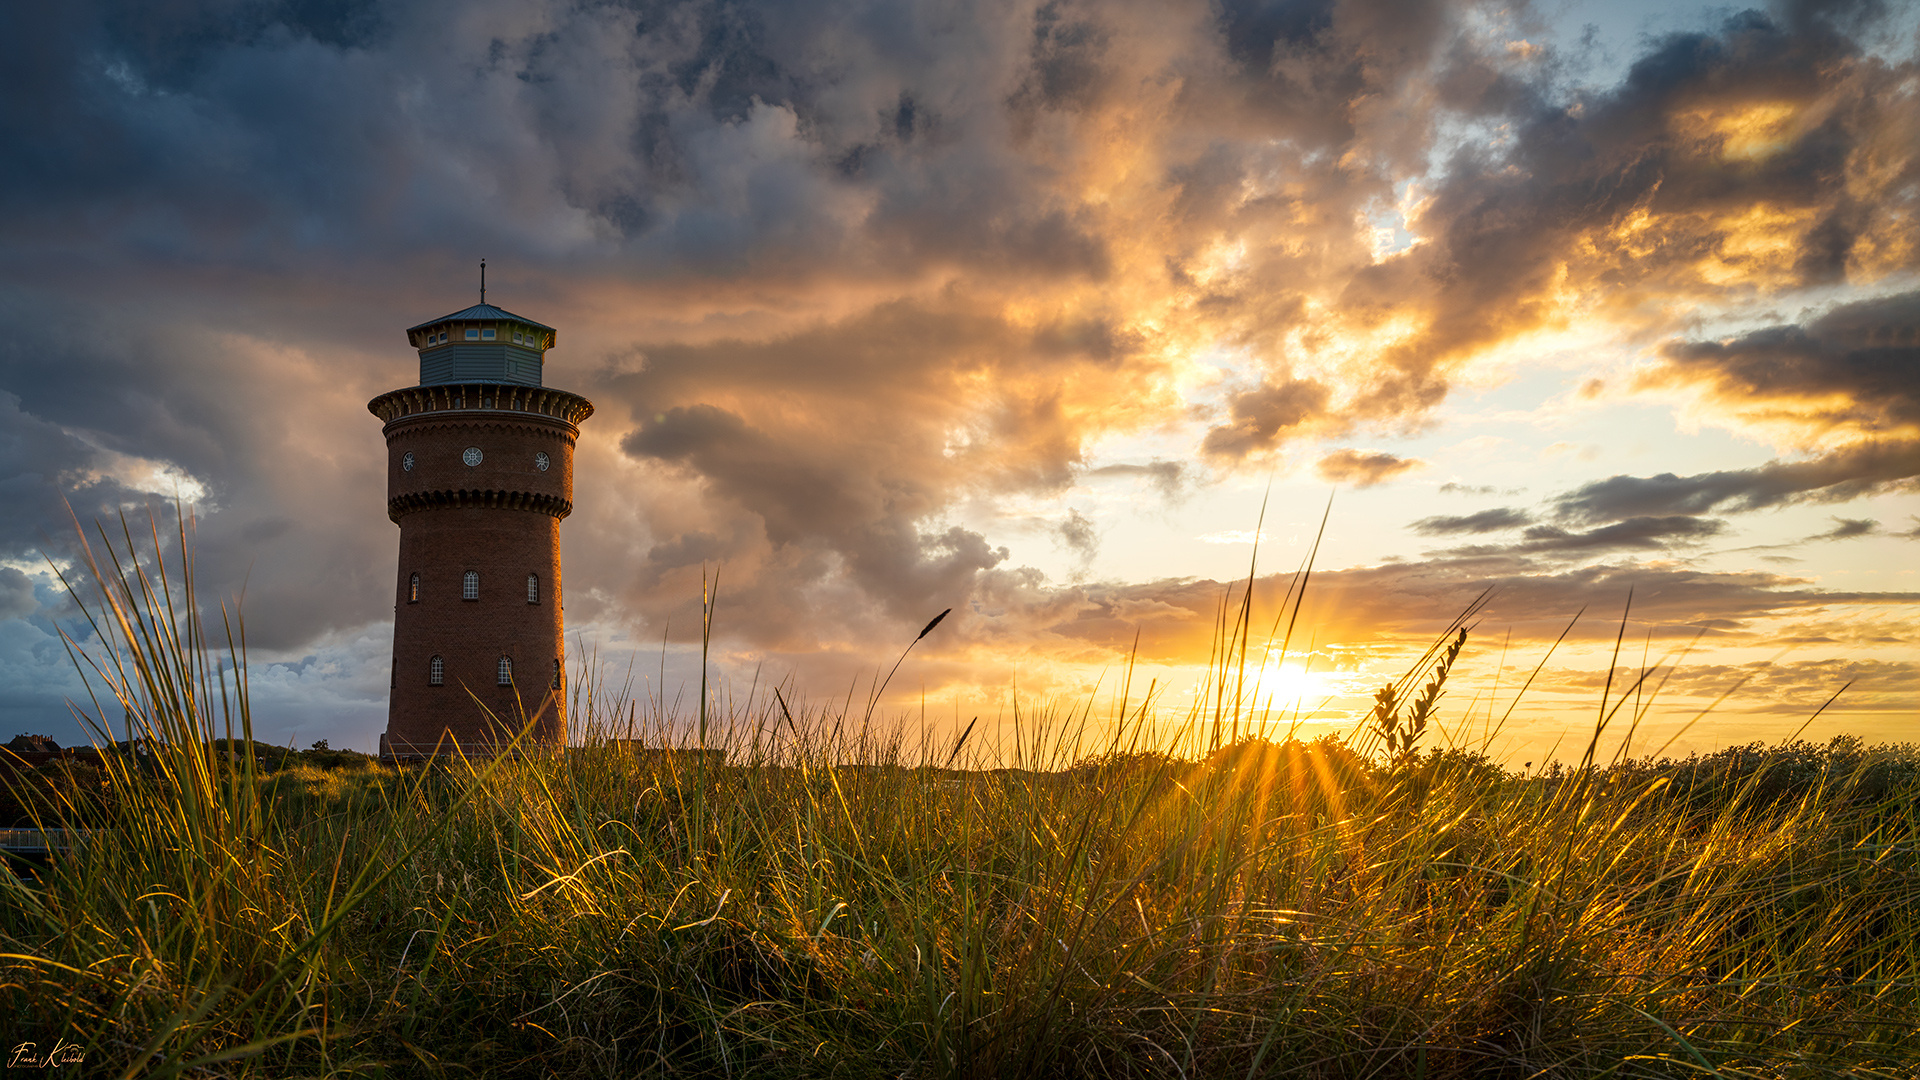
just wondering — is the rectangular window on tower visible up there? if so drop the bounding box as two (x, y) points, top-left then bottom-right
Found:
(527, 574), (539, 604)
(497, 656), (513, 685)
(463, 571), (478, 600)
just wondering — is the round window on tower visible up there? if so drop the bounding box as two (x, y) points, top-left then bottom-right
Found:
(402, 451), (414, 471)
(535, 452), (550, 472)
(463, 447), (483, 467)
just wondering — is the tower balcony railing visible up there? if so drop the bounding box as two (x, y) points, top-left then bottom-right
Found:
(369, 383), (594, 426)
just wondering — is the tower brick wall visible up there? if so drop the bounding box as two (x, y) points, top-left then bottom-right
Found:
(371, 322), (592, 759)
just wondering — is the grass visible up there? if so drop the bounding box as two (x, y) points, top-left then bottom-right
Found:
(0, 516), (1916, 1078)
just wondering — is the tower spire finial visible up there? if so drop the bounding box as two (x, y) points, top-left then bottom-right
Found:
(480, 259), (487, 304)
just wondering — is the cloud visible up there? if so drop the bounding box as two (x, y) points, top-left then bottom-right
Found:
(0, 568), (34, 621)
(1412, 507), (1533, 534)
(1203, 379), (1334, 460)
(618, 396), (1013, 630)
(1515, 515), (1726, 553)
(1013, 550), (1920, 670)
(596, 294), (1176, 639)
(1088, 460), (1186, 499)
(1616, 658), (1919, 713)
(1720, 513), (1888, 554)
(1416, 515), (1728, 560)
(1179, 0), (1919, 465)
(1553, 440), (1920, 523)
(1314, 449), (1425, 487)
(1641, 288), (1920, 444)
(1056, 508), (1098, 569)
(1813, 516), (1878, 540)
(0, 291), (398, 652)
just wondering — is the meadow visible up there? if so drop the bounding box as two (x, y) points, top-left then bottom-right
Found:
(1, 518), (1915, 1078)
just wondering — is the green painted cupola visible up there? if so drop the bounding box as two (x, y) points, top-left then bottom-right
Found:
(406, 303), (557, 387)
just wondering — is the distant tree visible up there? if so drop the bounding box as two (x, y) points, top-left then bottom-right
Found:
(310, 739), (329, 752)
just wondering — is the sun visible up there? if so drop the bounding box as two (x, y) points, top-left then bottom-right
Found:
(1252, 657), (1335, 707)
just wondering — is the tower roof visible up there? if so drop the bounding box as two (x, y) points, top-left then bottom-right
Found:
(407, 303), (556, 334)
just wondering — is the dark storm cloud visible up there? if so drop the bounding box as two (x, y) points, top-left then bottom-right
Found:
(1, 0), (1090, 278)
(1645, 288), (1920, 437)
(0, 297), (238, 498)
(620, 398), (1012, 629)
(624, 403), (912, 548)
(0, 569), (34, 621)
(0, 287), (392, 651)
(1553, 440), (1920, 523)
(0, 390), (141, 554)
(1412, 506), (1533, 534)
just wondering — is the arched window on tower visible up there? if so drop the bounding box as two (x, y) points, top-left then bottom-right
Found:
(551, 658), (562, 689)
(527, 574), (539, 604)
(408, 573), (420, 603)
(429, 656), (444, 686)
(497, 656), (513, 686)
(462, 571), (479, 600)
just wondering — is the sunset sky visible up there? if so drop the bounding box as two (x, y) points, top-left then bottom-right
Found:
(0, 0), (1915, 761)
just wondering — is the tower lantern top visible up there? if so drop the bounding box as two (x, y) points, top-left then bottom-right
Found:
(405, 303), (558, 388)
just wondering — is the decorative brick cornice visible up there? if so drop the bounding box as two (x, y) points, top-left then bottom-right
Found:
(369, 383), (594, 427)
(388, 489), (575, 521)
(383, 414), (582, 444)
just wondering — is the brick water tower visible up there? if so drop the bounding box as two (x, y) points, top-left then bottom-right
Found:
(371, 284), (592, 759)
